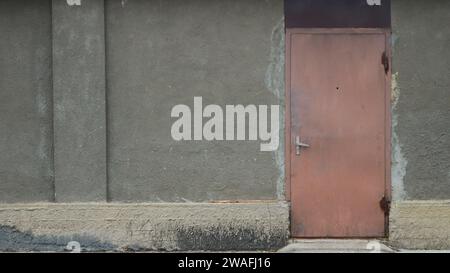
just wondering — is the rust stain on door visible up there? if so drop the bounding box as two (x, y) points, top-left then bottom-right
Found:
(287, 29), (390, 237)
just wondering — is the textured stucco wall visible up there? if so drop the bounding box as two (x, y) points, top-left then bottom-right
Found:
(0, 1), (448, 203)
(0, 202), (289, 251)
(0, 0), (285, 202)
(0, 0), (54, 202)
(1, 0), (450, 251)
(390, 201), (450, 249)
(389, 0), (450, 249)
(52, 0), (107, 202)
(105, 0), (285, 202)
(391, 0), (450, 200)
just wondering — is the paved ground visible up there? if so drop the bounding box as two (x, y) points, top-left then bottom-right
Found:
(279, 239), (395, 253)
(278, 239), (395, 253)
(278, 239), (450, 253)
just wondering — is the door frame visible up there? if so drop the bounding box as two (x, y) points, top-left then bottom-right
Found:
(285, 28), (392, 237)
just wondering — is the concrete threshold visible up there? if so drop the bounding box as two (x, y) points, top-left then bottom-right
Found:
(278, 239), (395, 253)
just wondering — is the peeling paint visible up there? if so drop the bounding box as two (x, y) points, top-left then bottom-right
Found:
(391, 72), (408, 200)
(274, 117), (285, 200)
(265, 17), (285, 99)
(66, 0), (81, 6)
(265, 17), (286, 200)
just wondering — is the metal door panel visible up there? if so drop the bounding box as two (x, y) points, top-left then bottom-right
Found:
(288, 29), (389, 237)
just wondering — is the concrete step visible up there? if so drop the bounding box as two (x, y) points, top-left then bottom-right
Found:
(278, 239), (395, 253)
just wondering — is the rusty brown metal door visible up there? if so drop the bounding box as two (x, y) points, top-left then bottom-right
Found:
(287, 29), (391, 237)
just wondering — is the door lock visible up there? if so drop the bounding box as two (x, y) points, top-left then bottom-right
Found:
(295, 136), (310, 155)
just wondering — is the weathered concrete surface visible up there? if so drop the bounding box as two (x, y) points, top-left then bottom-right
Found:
(52, 0), (107, 201)
(105, 0), (284, 202)
(390, 201), (450, 250)
(391, 0), (450, 199)
(0, 202), (289, 252)
(278, 239), (394, 253)
(0, 0), (54, 202)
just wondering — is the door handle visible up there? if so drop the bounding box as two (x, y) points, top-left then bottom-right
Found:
(295, 136), (310, 155)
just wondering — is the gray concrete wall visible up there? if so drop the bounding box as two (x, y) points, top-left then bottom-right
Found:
(0, 0), (53, 202)
(105, 0), (285, 202)
(0, 0), (449, 251)
(0, 0), (448, 204)
(52, 0), (107, 202)
(0, 0), (284, 203)
(391, 0), (450, 200)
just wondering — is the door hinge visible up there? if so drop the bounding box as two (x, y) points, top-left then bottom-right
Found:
(379, 195), (391, 215)
(381, 51), (389, 74)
